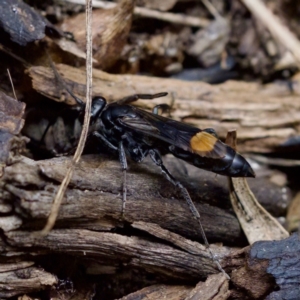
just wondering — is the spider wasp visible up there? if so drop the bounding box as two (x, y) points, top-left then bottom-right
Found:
(50, 66), (255, 276)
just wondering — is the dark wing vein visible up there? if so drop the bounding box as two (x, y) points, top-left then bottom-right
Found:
(120, 107), (229, 159)
(119, 107), (200, 152)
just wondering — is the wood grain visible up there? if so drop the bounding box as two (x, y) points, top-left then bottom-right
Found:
(28, 63), (300, 153)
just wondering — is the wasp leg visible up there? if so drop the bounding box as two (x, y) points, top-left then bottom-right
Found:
(92, 132), (118, 151)
(117, 92), (168, 105)
(152, 104), (172, 116)
(118, 141), (128, 218)
(148, 149), (229, 279)
(40, 120), (53, 147)
(93, 132), (127, 217)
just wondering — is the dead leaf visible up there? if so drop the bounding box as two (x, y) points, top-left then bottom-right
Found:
(226, 131), (289, 244)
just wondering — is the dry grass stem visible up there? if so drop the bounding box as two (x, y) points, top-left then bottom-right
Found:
(39, 0), (94, 236)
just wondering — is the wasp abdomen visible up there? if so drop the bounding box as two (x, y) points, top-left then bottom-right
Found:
(169, 142), (255, 178)
(224, 151), (255, 177)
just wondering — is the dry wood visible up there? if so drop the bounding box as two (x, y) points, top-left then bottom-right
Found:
(119, 284), (192, 300)
(0, 91), (25, 142)
(2, 154), (288, 242)
(28, 64), (300, 153)
(2, 155), (243, 242)
(112, 235), (300, 300)
(231, 261), (273, 299)
(5, 228), (218, 280)
(0, 261), (57, 298)
(0, 153), (293, 297)
(184, 273), (230, 300)
(132, 222), (217, 256)
(0, 91), (26, 177)
(232, 234), (300, 299)
(117, 273), (229, 300)
(118, 284), (193, 300)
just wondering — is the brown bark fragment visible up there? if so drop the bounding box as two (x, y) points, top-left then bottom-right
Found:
(118, 284), (192, 300)
(0, 91), (25, 135)
(185, 273), (230, 300)
(0, 154), (292, 298)
(0, 91), (27, 177)
(5, 229), (216, 279)
(231, 260), (274, 299)
(0, 261), (57, 298)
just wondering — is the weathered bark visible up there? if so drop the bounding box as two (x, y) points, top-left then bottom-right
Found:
(0, 261), (57, 298)
(5, 228), (219, 280)
(0, 153), (295, 298)
(28, 64), (300, 153)
(0, 91), (26, 176)
(184, 273), (230, 300)
(231, 234), (300, 300)
(1, 154), (288, 243)
(118, 273), (229, 300)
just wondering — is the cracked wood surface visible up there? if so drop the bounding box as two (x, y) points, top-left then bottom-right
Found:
(0, 154), (293, 298)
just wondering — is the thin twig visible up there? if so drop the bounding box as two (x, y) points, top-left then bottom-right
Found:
(241, 0), (300, 67)
(7, 69), (17, 100)
(64, 0), (210, 27)
(39, 0), (93, 236)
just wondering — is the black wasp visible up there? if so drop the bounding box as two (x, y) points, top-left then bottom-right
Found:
(87, 93), (255, 185)
(87, 92), (255, 274)
(60, 83), (255, 275)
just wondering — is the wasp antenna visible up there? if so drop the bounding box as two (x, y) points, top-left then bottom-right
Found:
(48, 54), (85, 108)
(117, 92), (168, 105)
(152, 92), (168, 98)
(137, 92), (168, 99)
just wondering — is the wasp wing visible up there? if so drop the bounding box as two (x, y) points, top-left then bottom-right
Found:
(120, 107), (227, 159)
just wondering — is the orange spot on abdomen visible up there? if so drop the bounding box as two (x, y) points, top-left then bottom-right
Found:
(190, 131), (217, 153)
